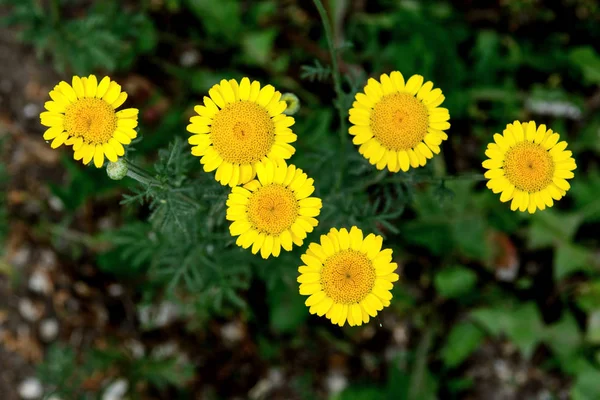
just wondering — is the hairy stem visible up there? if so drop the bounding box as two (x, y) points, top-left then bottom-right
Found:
(312, 0), (347, 190)
(124, 159), (160, 187)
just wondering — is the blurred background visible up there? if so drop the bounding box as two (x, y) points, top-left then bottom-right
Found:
(1, 0), (600, 399)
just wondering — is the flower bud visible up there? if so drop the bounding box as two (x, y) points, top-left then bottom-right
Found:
(106, 159), (128, 180)
(281, 93), (300, 116)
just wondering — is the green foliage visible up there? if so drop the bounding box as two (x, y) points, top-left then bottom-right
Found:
(471, 302), (545, 359)
(1, 0), (156, 74)
(105, 138), (251, 314)
(441, 321), (485, 368)
(402, 181), (490, 260)
(569, 47), (600, 85)
(4, 0), (598, 398)
(37, 343), (193, 399)
(434, 265), (478, 299)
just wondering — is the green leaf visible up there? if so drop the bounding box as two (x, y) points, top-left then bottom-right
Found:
(586, 311), (600, 344)
(544, 312), (582, 359)
(241, 29), (277, 66)
(555, 243), (592, 280)
(441, 322), (485, 368)
(571, 364), (600, 400)
(268, 285), (308, 335)
(434, 266), (478, 299)
(570, 46), (600, 85)
(575, 280), (600, 312)
(471, 303), (544, 359)
(528, 210), (582, 248)
(336, 387), (388, 400)
(504, 303), (545, 359)
(471, 307), (512, 336)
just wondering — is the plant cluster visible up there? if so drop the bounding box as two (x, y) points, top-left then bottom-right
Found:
(2, 0), (600, 398)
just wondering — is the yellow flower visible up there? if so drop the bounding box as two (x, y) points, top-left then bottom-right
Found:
(187, 78), (297, 187)
(483, 121), (576, 213)
(298, 227), (399, 327)
(40, 75), (138, 168)
(226, 161), (321, 259)
(348, 71), (449, 172)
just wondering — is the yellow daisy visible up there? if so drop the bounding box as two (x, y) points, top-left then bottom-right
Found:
(348, 71), (449, 172)
(187, 78), (297, 187)
(483, 121), (576, 213)
(39, 75), (138, 168)
(226, 160), (321, 259)
(298, 227), (399, 327)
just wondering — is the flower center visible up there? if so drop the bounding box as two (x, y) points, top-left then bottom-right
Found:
(503, 141), (555, 193)
(320, 250), (376, 304)
(64, 98), (117, 144)
(210, 101), (275, 164)
(247, 184), (298, 235)
(370, 93), (429, 151)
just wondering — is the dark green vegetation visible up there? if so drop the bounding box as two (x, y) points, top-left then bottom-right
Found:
(1, 0), (600, 399)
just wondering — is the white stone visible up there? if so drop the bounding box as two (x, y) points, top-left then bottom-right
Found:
(29, 270), (51, 294)
(325, 371), (348, 396)
(102, 379), (128, 400)
(39, 318), (59, 342)
(138, 302), (180, 328)
(221, 321), (244, 344)
(10, 247), (31, 269)
(107, 284), (124, 297)
(23, 103), (40, 119)
(180, 50), (200, 67)
(39, 249), (58, 270)
(18, 377), (43, 399)
(48, 196), (64, 212)
(19, 299), (41, 322)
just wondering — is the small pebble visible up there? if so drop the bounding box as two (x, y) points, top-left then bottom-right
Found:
(138, 302), (180, 328)
(10, 247), (32, 269)
(221, 321), (244, 345)
(102, 379), (128, 400)
(18, 377), (43, 399)
(28, 270), (52, 294)
(47, 196), (64, 212)
(38, 249), (58, 270)
(325, 370), (348, 396)
(39, 318), (59, 342)
(107, 284), (124, 297)
(23, 103), (40, 119)
(180, 49), (200, 67)
(19, 299), (42, 322)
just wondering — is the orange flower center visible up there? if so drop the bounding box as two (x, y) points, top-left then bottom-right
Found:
(210, 101), (275, 164)
(370, 93), (429, 151)
(64, 98), (117, 144)
(320, 250), (376, 304)
(503, 142), (555, 192)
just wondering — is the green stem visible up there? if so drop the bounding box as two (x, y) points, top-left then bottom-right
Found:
(408, 325), (435, 400)
(124, 159), (200, 207)
(50, 0), (60, 25)
(124, 159), (160, 187)
(312, 0), (347, 190)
